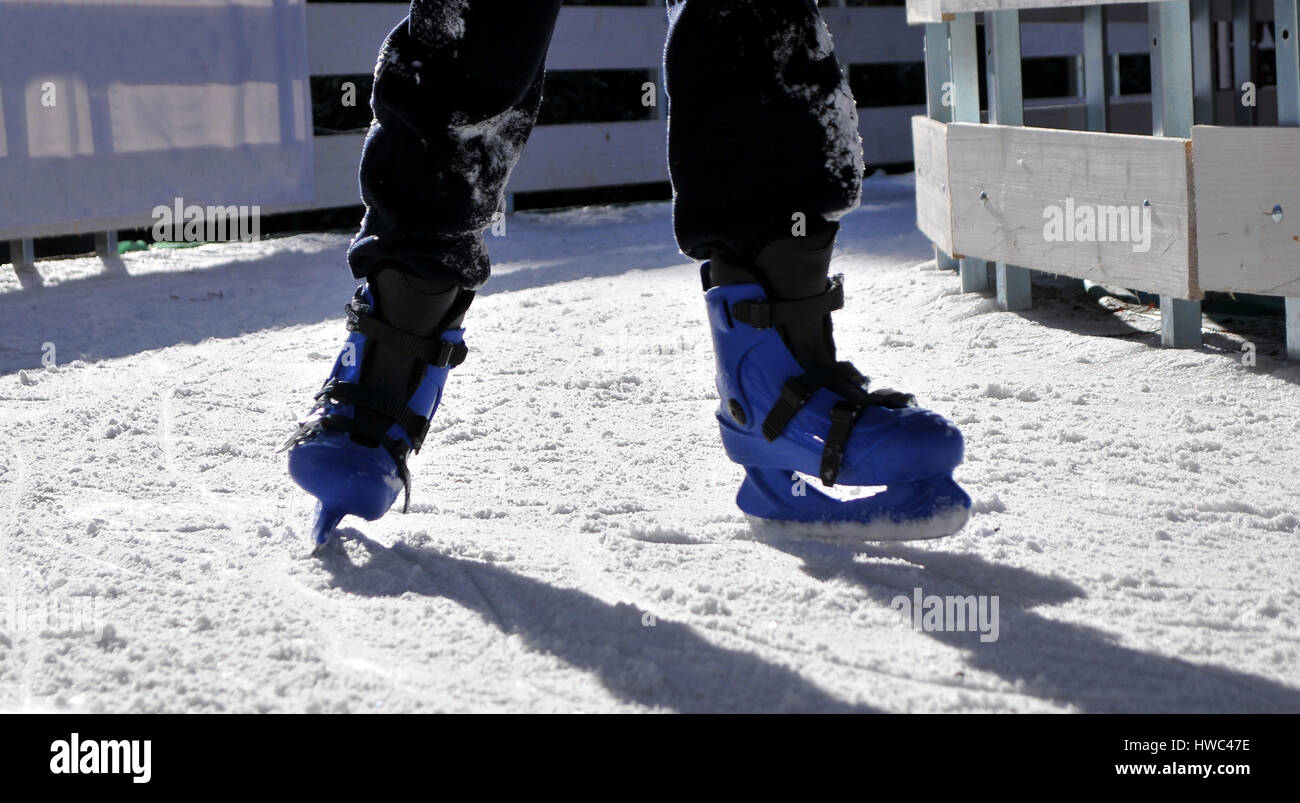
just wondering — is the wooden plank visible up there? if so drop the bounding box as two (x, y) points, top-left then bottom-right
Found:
(305, 3), (407, 77)
(545, 7), (667, 71)
(1025, 93), (1154, 133)
(265, 102), (922, 216)
(307, 5), (931, 76)
(821, 8), (925, 65)
(945, 122), (1199, 298)
(262, 133), (366, 215)
(511, 120), (667, 192)
(1019, 20), (1148, 58)
(862, 105), (928, 164)
(263, 122), (669, 215)
(0, 3), (951, 243)
(1192, 125), (1300, 297)
(907, 0), (947, 25)
(912, 116), (955, 256)
(907, 0), (1182, 26)
(305, 5), (667, 74)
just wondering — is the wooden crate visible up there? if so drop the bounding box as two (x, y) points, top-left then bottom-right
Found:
(914, 118), (1200, 299)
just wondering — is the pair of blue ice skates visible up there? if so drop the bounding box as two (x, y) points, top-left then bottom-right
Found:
(285, 234), (970, 550)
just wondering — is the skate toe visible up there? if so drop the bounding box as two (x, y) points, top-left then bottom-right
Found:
(834, 406), (964, 485)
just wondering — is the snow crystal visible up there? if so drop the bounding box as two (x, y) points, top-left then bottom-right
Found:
(769, 18), (864, 219)
(410, 0), (469, 48)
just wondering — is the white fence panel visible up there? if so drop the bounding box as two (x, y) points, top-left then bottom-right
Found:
(4, 2), (1167, 246)
(0, 0), (313, 241)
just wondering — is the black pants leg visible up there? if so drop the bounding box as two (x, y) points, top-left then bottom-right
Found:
(348, 0), (862, 287)
(665, 0), (863, 262)
(348, 0), (564, 288)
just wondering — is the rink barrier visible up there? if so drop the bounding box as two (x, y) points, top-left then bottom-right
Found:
(906, 0), (1172, 25)
(910, 0), (1300, 357)
(5, 2), (1159, 271)
(912, 118), (1196, 298)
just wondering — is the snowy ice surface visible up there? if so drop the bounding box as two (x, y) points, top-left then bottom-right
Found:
(1, 173), (1298, 713)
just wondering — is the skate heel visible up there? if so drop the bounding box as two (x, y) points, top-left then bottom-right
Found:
(737, 465), (831, 520)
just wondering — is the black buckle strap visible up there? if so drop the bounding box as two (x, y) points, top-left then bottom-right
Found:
(731, 274), (845, 329)
(819, 401), (863, 487)
(430, 340), (469, 368)
(346, 301), (468, 368)
(278, 411), (368, 450)
(760, 360), (901, 444)
(761, 376), (815, 441)
(315, 380), (430, 448)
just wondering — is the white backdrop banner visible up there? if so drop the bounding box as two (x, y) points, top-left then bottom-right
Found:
(0, 0), (313, 237)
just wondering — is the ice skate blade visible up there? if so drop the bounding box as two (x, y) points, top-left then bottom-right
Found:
(745, 504), (970, 544)
(309, 505), (346, 554)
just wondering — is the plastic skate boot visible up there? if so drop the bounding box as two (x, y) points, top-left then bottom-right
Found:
(282, 268), (472, 550)
(703, 228), (970, 541)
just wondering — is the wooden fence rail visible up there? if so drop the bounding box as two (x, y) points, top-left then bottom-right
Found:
(910, 0), (1300, 357)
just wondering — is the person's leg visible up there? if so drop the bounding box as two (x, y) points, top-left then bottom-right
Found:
(666, 0), (970, 538)
(349, 0), (565, 289)
(666, 0), (862, 379)
(665, 0), (862, 266)
(287, 1), (563, 546)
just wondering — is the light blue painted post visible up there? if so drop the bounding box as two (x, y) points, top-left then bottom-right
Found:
(1275, 0), (1300, 358)
(1191, 0), (1215, 124)
(985, 9), (1031, 311)
(1150, 1), (1202, 348)
(7, 238), (34, 272)
(1110, 50), (1122, 103)
(924, 23), (953, 125)
(95, 231), (118, 261)
(655, 0), (669, 123)
(949, 12), (990, 293)
(1233, 0), (1256, 125)
(1083, 6), (1110, 132)
(924, 21), (959, 271)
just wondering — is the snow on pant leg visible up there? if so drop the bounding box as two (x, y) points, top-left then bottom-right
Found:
(664, 0), (864, 263)
(348, 0), (564, 288)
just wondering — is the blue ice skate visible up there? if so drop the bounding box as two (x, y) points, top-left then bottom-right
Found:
(281, 276), (470, 551)
(704, 261), (970, 542)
